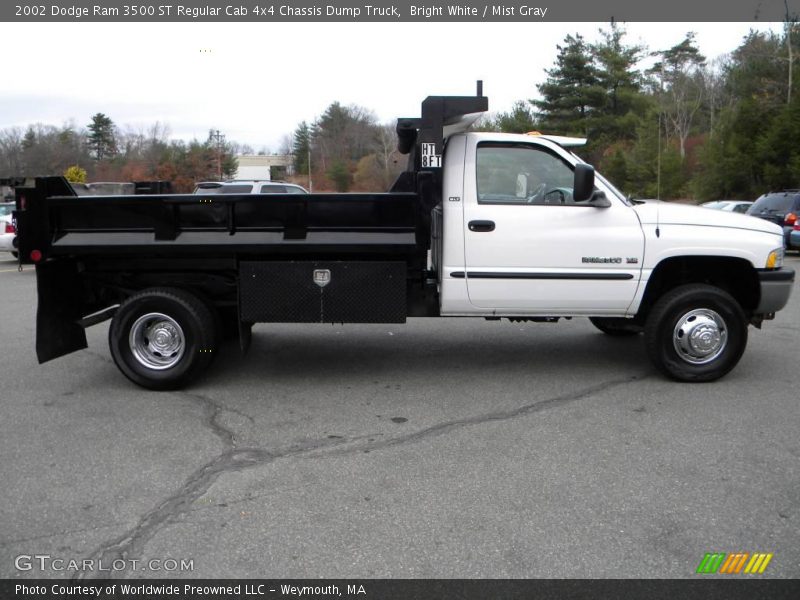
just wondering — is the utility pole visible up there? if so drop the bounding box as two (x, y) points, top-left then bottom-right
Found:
(786, 8), (795, 105)
(307, 145), (312, 192)
(657, 63), (664, 201)
(210, 129), (225, 180)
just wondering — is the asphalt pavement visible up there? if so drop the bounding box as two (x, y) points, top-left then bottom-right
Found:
(0, 254), (798, 579)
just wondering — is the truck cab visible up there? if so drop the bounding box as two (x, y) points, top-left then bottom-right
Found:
(438, 132), (644, 315)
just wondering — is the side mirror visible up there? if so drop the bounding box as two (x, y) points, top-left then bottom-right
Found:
(573, 164), (594, 202)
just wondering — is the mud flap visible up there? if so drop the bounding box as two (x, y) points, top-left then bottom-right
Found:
(35, 259), (88, 363)
(238, 320), (252, 355)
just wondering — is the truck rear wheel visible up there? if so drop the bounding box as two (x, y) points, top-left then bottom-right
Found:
(644, 284), (747, 382)
(589, 317), (642, 336)
(109, 288), (217, 390)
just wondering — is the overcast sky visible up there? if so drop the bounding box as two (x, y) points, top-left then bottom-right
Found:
(0, 21), (784, 151)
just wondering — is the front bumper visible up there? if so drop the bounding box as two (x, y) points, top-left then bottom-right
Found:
(756, 268), (795, 314)
(0, 233), (15, 252)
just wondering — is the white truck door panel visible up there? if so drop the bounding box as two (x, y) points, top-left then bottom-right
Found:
(461, 137), (644, 313)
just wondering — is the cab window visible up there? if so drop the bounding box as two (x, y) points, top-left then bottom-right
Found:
(477, 143), (578, 205)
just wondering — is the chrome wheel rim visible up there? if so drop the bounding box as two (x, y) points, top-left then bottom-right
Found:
(672, 308), (727, 365)
(129, 312), (185, 370)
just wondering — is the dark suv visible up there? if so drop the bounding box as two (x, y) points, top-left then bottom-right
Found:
(746, 191), (800, 248)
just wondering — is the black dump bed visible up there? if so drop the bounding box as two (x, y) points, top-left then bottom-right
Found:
(46, 188), (420, 258)
(12, 176), (419, 261)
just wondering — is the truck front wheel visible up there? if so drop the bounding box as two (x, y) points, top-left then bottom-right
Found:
(109, 288), (217, 390)
(644, 284), (748, 382)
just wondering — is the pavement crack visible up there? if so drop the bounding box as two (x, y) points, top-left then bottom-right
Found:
(75, 447), (274, 581)
(74, 435), (369, 580)
(191, 377), (646, 510)
(76, 376), (642, 580)
(307, 375), (646, 458)
(172, 391), (252, 448)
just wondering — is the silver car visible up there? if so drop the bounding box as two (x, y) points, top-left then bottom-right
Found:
(0, 202), (17, 257)
(193, 180), (308, 195)
(700, 200), (754, 214)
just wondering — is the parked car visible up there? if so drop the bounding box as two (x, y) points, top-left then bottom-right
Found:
(0, 202), (17, 257)
(72, 181), (174, 196)
(701, 200), (753, 214)
(746, 191), (800, 248)
(193, 180), (308, 195)
(789, 221), (800, 252)
(71, 182), (136, 195)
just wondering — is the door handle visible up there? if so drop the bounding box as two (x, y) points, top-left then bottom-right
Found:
(468, 220), (495, 232)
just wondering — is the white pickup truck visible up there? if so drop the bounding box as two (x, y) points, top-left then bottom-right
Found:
(10, 86), (795, 389)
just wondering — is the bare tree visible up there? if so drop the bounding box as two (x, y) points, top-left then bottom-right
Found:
(698, 57), (729, 139)
(650, 33), (706, 160)
(0, 128), (25, 175)
(277, 134), (293, 156)
(376, 124), (399, 180)
(786, 0), (797, 104)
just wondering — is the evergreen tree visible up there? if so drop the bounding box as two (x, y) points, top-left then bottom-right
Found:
(86, 113), (117, 161)
(593, 23), (643, 116)
(327, 160), (350, 192)
(726, 30), (788, 109)
(313, 102), (378, 167)
(590, 23), (647, 142)
(533, 34), (605, 136)
(292, 121), (311, 175)
(625, 111), (686, 199)
(493, 101), (538, 133)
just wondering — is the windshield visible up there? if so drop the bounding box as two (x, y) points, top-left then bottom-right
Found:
(748, 194), (795, 214)
(194, 184), (253, 194)
(566, 149), (629, 205)
(260, 184), (308, 194)
(594, 171), (628, 204)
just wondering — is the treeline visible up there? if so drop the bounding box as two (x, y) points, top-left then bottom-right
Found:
(0, 105), (402, 193)
(481, 23), (800, 200)
(290, 102), (403, 192)
(0, 114), (241, 193)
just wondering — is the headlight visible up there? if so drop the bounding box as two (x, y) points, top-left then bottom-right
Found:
(765, 247), (784, 269)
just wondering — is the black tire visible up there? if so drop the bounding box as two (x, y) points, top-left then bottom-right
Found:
(589, 317), (642, 336)
(108, 288), (217, 390)
(644, 284), (748, 382)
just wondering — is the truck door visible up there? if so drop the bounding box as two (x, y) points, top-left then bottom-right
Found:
(462, 139), (644, 314)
